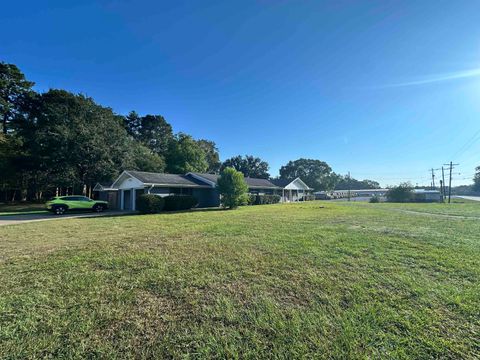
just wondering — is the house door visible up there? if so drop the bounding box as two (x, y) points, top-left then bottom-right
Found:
(123, 190), (131, 210)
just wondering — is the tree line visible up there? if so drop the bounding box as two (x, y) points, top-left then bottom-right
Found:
(0, 62), (222, 201)
(1, 61), (381, 202)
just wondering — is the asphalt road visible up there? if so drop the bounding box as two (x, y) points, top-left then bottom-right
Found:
(0, 211), (128, 226)
(454, 196), (480, 202)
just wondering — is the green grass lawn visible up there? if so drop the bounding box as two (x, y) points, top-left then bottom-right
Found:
(0, 202), (47, 216)
(0, 202), (479, 358)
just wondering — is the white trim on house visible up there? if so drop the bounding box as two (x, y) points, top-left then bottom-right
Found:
(283, 177), (312, 190)
(93, 183), (118, 192)
(111, 171), (137, 189)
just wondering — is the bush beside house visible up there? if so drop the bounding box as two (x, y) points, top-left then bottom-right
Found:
(164, 195), (198, 211)
(217, 167), (249, 209)
(137, 194), (165, 214)
(248, 194), (281, 205)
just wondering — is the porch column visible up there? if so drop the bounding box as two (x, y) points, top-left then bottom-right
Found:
(289, 189), (292, 202)
(282, 188), (285, 202)
(120, 190), (124, 210)
(132, 189), (136, 211)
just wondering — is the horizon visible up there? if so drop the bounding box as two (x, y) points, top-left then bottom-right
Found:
(2, 1), (479, 187)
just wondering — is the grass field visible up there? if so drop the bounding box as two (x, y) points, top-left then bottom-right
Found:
(0, 203), (47, 216)
(0, 201), (479, 358)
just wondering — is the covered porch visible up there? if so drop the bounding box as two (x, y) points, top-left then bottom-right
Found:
(277, 178), (313, 203)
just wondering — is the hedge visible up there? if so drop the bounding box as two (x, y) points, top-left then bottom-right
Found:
(163, 195), (198, 211)
(137, 194), (165, 214)
(248, 194), (281, 205)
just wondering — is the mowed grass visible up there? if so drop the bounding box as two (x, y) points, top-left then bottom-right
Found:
(0, 203), (47, 216)
(0, 202), (479, 359)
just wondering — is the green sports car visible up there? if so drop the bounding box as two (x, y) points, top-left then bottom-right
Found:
(46, 196), (108, 215)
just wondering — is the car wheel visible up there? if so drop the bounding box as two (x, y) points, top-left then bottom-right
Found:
(93, 204), (105, 212)
(53, 205), (67, 215)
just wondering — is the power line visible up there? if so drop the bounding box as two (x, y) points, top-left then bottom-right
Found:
(451, 128), (480, 159)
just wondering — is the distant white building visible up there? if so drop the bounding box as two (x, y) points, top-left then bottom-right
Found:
(314, 189), (388, 199)
(413, 189), (442, 202)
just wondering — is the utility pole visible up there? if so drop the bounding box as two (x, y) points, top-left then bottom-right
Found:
(430, 168), (436, 189)
(441, 166), (446, 197)
(347, 171), (351, 201)
(443, 162), (459, 203)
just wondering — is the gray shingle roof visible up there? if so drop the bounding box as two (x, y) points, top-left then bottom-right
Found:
(190, 173), (280, 189)
(127, 171), (209, 187)
(270, 178), (292, 187)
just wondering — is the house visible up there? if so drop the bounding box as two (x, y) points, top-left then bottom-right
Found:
(102, 171), (217, 210)
(95, 170), (313, 210)
(270, 178), (313, 202)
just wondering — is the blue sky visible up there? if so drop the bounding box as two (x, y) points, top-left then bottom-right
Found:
(2, 1), (480, 186)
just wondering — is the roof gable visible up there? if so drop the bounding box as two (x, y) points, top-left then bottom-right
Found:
(271, 178), (312, 190)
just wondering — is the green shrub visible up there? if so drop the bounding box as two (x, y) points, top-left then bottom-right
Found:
(217, 167), (249, 209)
(137, 194), (165, 214)
(369, 195), (380, 203)
(248, 194), (257, 205)
(163, 195), (198, 211)
(386, 183), (414, 202)
(249, 194), (281, 205)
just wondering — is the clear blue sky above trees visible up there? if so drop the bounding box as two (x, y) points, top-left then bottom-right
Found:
(2, 0), (480, 186)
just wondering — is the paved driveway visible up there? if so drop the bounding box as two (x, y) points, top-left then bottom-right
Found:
(0, 211), (129, 226)
(454, 196), (480, 202)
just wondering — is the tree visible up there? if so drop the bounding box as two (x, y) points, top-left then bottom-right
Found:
(333, 174), (381, 190)
(197, 139), (220, 173)
(360, 179), (381, 189)
(24, 90), (130, 194)
(279, 158), (335, 191)
(0, 133), (24, 201)
(0, 62), (35, 134)
(165, 133), (208, 174)
(217, 167), (249, 209)
(474, 166), (480, 192)
(386, 183), (414, 202)
(123, 140), (165, 173)
(124, 112), (173, 156)
(0, 61), (226, 201)
(221, 155), (270, 179)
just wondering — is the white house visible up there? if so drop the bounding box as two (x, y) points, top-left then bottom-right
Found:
(270, 178), (313, 202)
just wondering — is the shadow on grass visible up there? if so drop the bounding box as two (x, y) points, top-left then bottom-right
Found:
(75, 207), (227, 221)
(0, 210), (49, 217)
